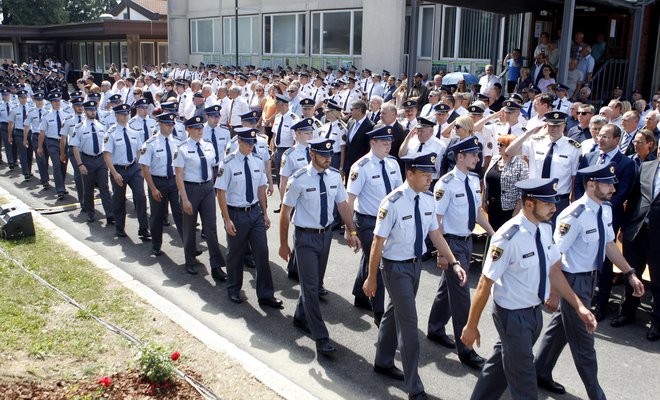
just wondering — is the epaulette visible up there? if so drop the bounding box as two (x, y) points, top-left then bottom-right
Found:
(283, 147), (295, 156)
(388, 191), (403, 203)
(328, 166), (340, 174)
(224, 153), (236, 163)
(292, 167), (306, 178)
(357, 157), (369, 167)
(502, 224), (519, 240)
(74, 121), (84, 128)
(570, 204), (585, 218)
(230, 136), (238, 143)
(441, 173), (454, 183)
(567, 137), (581, 148)
(468, 171), (479, 177)
(107, 125), (116, 133)
(422, 190), (434, 197)
(145, 135), (157, 143)
(387, 155), (397, 160)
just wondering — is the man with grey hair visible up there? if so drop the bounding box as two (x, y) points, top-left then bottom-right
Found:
(367, 96), (384, 124)
(216, 86), (230, 112)
(100, 81), (113, 109)
(420, 90), (441, 119)
(643, 110), (659, 143)
(479, 64), (501, 95)
(577, 45), (595, 84)
(202, 84), (216, 107)
(222, 86), (250, 132)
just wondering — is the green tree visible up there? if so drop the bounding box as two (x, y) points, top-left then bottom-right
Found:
(1, 0), (69, 25)
(66, 0), (117, 23)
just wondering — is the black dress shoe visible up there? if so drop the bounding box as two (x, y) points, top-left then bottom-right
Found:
(56, 194), (65, 200)
(373, 364), (404, 381)
(374, 312), (383, 327)
(211, 267), (227, 281)
(593, 305), (607, 322)
(293, 317), (311, 333)
(228, 294), (243, 304)
(319, 286), (329, 296)
(152, 249), (163, 256)
(115, 229), (127, 237)
(647, 323), (660, 341)
(610, 314), (635, 328)
(354, 297), (373, 311)
(408, 391), (429, 400)
(537, 378), (566, 394)
(316, 338), (336, 355)
(273, 207), (281, 213)
(287, 270), (299, 281)
(458, 349), (486, 369)
(258, 297), (284, 309)
(427, 333), (456, 349)
(138, 228), (151, 239)
(195, 249), (204, 256)
(106, 217), (115, 225)
(86, 215), (95, 223)
(185, 264), (198, 275)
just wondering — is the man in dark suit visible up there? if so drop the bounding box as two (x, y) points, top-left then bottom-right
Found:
(612, 157), (660, 341)
(531, 53), (552, 86)
(382, 76), (397, 103)
(574, 123), (636, 321)
(343, 99), (374, 177)
(376, 103), (406, 174)
(160, 79), (177, 103)
(619, 111), (640, 156)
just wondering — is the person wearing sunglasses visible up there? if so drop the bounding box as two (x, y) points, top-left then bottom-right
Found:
(568, 104), (595, 143)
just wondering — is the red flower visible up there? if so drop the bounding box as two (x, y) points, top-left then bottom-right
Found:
(171, 351), (180, 361)
(97, 376), (112, 387)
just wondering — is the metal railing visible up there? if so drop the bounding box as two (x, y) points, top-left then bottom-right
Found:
(588, 59), (629, 107)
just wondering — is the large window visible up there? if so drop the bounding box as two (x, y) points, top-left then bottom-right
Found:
(441, 6), (496, 60)
(223, 15), (259, 55)
(418, 6), (434, 58)
(263, 13), (305, 55)
(311, 10), (362, 56)
(141, 42), (155, 66)
(0, 43), (13, 60)
(190, 17), (222, 54)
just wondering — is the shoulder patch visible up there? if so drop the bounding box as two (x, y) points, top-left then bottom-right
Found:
(570, 204), (585, 218)
(103, 135), (109, 143)
(441, 173), (454, 183)
(224, 153), (236, 163)
(487, 142), (493, 149)
(435, 188), (444, 200)
(350, 170), (359, 181)
(377, 207), (388, 220)
(358, 157), (369, 167)
(388, 191), (403, 203)
(502, 224), (520, 240)
(490, 245), (504, 261)
(567, 138), (581, 148)
(292, 167), (307, 178)
(283, 147), (295, 156)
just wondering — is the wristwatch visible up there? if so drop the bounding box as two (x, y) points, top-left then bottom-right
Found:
(450, 261), (461, 267)
(624, 268), (636, 279)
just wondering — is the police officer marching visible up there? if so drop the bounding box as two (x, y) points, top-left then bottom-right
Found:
(71, 100), (114, 224)
(37, 92), (68, 199)
(202, 104), (230, 178)
(347, 125), (403, 326)
(129, 98), (157, 142)
(461, 178), (598, 400)
(103, 103), (150, 239)
(279, 137), (360, 356)
(59, 94), (85, 206)
(139, 112), (184, 256)
(173, 115), (227, 279)
(8, 90), (33, 180)
(215, 127), (282, 308)
(534, 163), (644, 398)
(363, 151), (465, 400)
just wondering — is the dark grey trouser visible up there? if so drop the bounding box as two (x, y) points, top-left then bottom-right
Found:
(81, 153), (113, 219)
(182, 181), (225, 268)
(428, 236), (472, 354)
(375, 259), (424, 397)
(351, 213), (385, 313)
(293, 228), (332, 340)
(273, 146), (288, 186)
(31, 132), (49, 184)
(621, 225), (660, 322)
(67, 146), (84, 208)
(15, 129), (32, 177)
(471, 304), (543, 400)
(46, 138), (66, 194)
(1, 122), (17, 164)
(149, 176), (183, 251)
(110, 163), (149, 231)
(535, 271), (606, 400)
(226, 205), (274, 299)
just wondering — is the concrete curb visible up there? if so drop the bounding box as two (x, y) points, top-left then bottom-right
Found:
(0, 188), (317, 400)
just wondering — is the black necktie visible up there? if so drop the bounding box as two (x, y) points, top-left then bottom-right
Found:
(319, 172), (328, 227)
(210, 128), (218, 159)
(541, 142), (555, 178)
(56, 111), (61, 137)
(123, 127), (133, 163)
(23, 106), (26, 123)
(91, 123), (99, 154)
(325, 123), (332, 139)
(414, 195), (423, 257)
(596, 206), (605, 272)
(557, 99), (562, 110)
(165, 137), (173, 178)
(244, 156), (254, 204)
(598, 152), (607, 164)
(527, 102), (533, 117)
(532, 229), (547, 304)
(275, 115), (283, 146)
(197, 142), (208, 181)
(417, 142), (424, 152)
(78, 115), (82, 123)
(143, 119), (149, 141)
(465, 176), (476, 231)
(38, 108), (42, 124)
(5, 103), (9, 116)
(305, 147), (311, 162)
(380, 160), (391, 194)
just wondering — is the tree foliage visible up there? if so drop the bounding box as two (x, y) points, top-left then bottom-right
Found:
(1, 0), (117, 25)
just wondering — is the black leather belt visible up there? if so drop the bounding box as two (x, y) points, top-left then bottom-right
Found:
(565, 270), (597, 278)
(184, 180), (211, 185)
(113, 163), (135, 170)
(444, 233), (471, 242)
(82, 153), (102, 158)
(355, 211), (376, 219)
(296, 226), (330, 234)
(152, 175), (174, 179)
(46, 137), (60, 142)
(228, 204), (258, 212)
(383, 257), (422, 264)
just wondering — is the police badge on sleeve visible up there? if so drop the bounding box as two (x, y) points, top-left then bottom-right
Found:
(490, 245), (503, 261)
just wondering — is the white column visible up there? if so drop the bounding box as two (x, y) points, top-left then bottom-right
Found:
(167, 0), (190, 65)
(361, 0), (406, 75)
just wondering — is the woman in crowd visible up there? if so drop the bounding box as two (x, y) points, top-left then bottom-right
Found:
(537, 65), (556, 93)
(483, 134), (529, 230)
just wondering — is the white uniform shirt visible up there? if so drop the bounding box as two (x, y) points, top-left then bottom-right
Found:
(404, 136), (447, 180)
(214, 152), (267, 207)
(347, 152), (403, 216)
(522, 135), (581, 195)
(434, 168), (482, 236)
(139, 133), (182, 177)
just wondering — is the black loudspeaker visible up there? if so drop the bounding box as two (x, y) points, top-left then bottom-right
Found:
(0, 203), (35, 240)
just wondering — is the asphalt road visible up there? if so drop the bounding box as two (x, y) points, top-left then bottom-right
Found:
(1, 162), (658, 400)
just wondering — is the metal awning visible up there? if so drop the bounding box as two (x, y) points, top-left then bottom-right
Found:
(417, 0), (650, 15)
